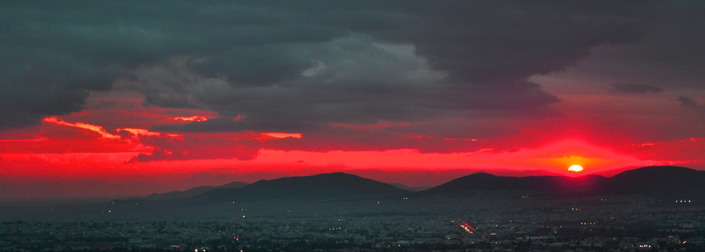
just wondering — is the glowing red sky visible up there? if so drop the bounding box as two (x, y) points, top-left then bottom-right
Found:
(1, 2), (705, 199)
(0, 89), (697, 185)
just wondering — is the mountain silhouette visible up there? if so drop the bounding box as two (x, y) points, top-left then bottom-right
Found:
(421, 172), (607, 197)
(143, 181), (248, 201)
(604, 166), (705, 200)
(6, 166), (703, 221)
(191, 172), (409, 203)
(153, 166), (705, 205)
(420, 166), (705, 201)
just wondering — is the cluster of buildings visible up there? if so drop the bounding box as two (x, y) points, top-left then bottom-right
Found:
(1, 195), (704, 251)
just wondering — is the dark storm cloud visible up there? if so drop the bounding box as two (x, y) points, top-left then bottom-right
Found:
(370, 1), (652, 84)
(151, 117), (317, 133)
(610, 83), (665, 94)
(0, 1), (343, 128)
(556, 1), (705, 90)
(1, 1), (662, 130)
(677, 96), (698, 108)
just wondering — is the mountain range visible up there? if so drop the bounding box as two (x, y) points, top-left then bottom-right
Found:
(3, 166), (702, 221)
(189, 172), (408, 203)
(142, 166), (704, 204)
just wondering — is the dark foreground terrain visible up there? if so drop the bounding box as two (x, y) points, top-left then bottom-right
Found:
(2, 166), (705, 251)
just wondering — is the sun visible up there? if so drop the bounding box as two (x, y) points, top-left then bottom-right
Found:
(568, 164), (584, 172)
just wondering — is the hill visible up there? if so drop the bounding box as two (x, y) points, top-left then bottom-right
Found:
(420, 166), (705, 201)
(143, 181), (248, 201)
(605, 166), (705, 200)
(192, 172), (409, 203)
(422, 172), (606, 195)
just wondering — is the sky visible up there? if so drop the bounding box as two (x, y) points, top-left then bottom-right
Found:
(1, 1), (705, 199)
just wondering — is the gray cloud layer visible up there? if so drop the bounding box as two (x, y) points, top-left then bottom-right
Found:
(610, 83), (665, 94)
(0, 0), (691, 134)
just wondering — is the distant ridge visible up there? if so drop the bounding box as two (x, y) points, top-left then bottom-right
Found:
(388, 182), (429, 192)
(143, 181), (248, 201)
(420, 166), (705, 201)
(421, 173), (606, 196)
(605, 166), (705, 200)
(140, 166), (704, 204)
(191, 172), (409, 203)
(5, 166), (703, 221)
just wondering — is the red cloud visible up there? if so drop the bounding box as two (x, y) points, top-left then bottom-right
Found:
(43, 116), (121, 139)
(129, 134), (262, 162)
